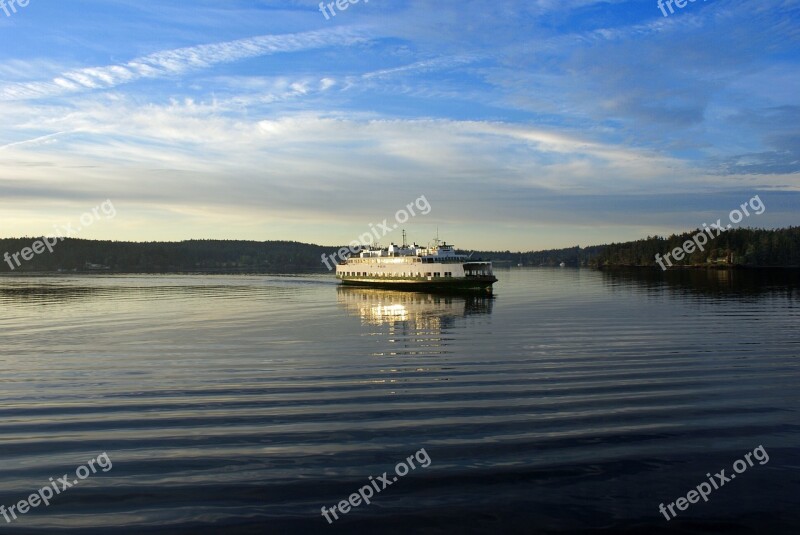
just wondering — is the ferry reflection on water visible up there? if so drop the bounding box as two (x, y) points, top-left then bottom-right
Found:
(336, 286), (493, 356)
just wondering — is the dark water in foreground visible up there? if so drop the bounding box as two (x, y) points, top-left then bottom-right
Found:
(0, 269), (799, 534)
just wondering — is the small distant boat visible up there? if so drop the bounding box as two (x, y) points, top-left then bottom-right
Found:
(335, 232), (497, 292)
(84, 262), (110, 271)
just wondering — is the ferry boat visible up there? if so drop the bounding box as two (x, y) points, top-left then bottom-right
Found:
(335, 232), (497, 292)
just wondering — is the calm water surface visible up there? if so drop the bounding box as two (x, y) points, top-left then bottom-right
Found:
(1, 269), (799, 534)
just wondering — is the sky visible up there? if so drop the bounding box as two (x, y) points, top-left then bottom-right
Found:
(0, 0), (798, 251)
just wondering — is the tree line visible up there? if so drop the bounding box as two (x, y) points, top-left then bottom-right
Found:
(592, 227), (800, 268)
(470, 227), (800, 268)
(0, 239), (333, 273)
(1, 227), (798, 273)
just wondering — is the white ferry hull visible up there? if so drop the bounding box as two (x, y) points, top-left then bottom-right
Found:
(334, 236), (497, 293)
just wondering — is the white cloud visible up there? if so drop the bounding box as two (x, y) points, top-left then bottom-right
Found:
(0, 27), (369, 101)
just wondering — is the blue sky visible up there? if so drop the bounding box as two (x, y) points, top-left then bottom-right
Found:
(0, 0), (798, 250)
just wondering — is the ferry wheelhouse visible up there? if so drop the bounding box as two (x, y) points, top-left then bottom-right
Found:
(335, 233), (497, 292)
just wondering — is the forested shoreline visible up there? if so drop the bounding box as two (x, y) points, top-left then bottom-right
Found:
(470, 227), (800, 268)
(0, 239), (332, 273)
(592, 227), (800, 268)
(1, 227), (798, 273)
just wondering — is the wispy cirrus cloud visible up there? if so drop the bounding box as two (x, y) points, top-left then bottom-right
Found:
(0, 27), (370, 101)
(0, 131), (68, 151)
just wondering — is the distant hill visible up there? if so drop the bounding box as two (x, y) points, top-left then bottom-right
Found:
(0, 239), (334, 273)
(476, 227), (800, 269)
(592, 227), (800, 268)
(2, 227), (798, 273)
(463, 245), (606, 267)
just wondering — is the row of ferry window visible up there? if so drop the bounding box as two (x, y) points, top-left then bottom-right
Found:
(346, 258), (462, 264)
(343, 272), (454, 278)
(348, 258), (421, 263)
